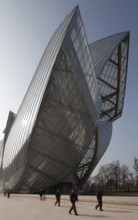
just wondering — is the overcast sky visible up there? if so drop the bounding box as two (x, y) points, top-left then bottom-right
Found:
(0, 0), (138, 175)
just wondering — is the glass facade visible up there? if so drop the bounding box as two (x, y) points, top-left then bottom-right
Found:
(0, 6), (129, 193)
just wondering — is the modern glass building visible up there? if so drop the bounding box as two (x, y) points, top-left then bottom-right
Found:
(0, 6), (129, 193)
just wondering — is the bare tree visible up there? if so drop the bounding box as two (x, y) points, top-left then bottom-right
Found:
(127, 172), (135, 191)
(120, 164), (130, 191)
(133, 158), (138, 190)
(92, 161), (137, 191)
(133, 158), (138, 173)
(112, 160), (120, 192)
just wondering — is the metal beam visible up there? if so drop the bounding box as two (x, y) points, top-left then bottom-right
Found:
(98, 76), (116, 90)
(109, 59), (118, 66)
(115, 44), (121, 116)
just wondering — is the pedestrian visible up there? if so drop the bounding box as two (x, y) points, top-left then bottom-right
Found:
(39, 192), (43, 201)
(55, 189), (61, 206)
(95, 188), (103, 211)
(69, 189), (79, 216)
(7, 190), (11, 198)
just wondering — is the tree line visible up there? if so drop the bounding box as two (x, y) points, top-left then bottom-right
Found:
(84, 158), (138, 193)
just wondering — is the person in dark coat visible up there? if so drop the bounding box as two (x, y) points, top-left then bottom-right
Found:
(55, 189), (61, 206)
(7, 190), (11, 198)
(69, 189), (79, 215)
(95, 189), (103, 211)
(39, 192), (43, 201)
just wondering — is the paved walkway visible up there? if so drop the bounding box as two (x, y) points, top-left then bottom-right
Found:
(0, 194), (138, 220)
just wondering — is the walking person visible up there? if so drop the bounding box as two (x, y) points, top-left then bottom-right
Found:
(69, 189), (79, 216)
(7, 190), (11, 198)
(55, 189), (61, 206)
(39, 192), (43, 201)
(95, 188), (103, 211)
